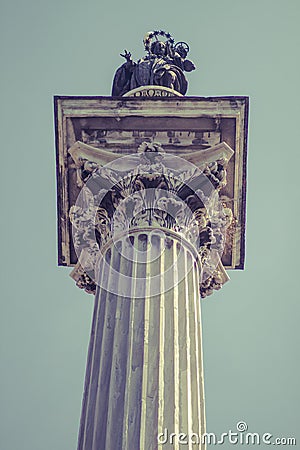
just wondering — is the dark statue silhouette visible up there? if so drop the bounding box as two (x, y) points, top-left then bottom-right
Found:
(112, 30), (196, 96)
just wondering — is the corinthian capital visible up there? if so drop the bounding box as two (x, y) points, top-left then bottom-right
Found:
(68, 140), (233, 297)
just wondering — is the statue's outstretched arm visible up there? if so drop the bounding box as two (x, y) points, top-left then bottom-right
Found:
(112, 50), (135, 96)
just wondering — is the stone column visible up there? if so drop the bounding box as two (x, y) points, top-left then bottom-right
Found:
(68, 140), (234, 450)
(77, 229), (205, 450)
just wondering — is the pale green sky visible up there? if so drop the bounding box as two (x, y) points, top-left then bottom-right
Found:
(1, 0), (300, 449)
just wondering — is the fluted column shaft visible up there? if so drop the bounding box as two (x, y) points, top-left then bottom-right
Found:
(77, 229), (206, 450)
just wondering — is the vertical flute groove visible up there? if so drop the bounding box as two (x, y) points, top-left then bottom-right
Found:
(184, 249), (193, 449)
(81, 256), (107, 450)
(92, 245), (120, 448)
(140, 234), (151, 449)
(105, 239), (133, 450)
(123, 238), (138, 448)
(195, 262), (206, 441)
(173, 241), (180, 450)
(126, 233), (146, 448)
(192, 260), (202, 439)
(158, 236), (165, 444)
(78, 258), (104, 450)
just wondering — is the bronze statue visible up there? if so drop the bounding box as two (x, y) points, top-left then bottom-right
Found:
(112, 30), (196, 96)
